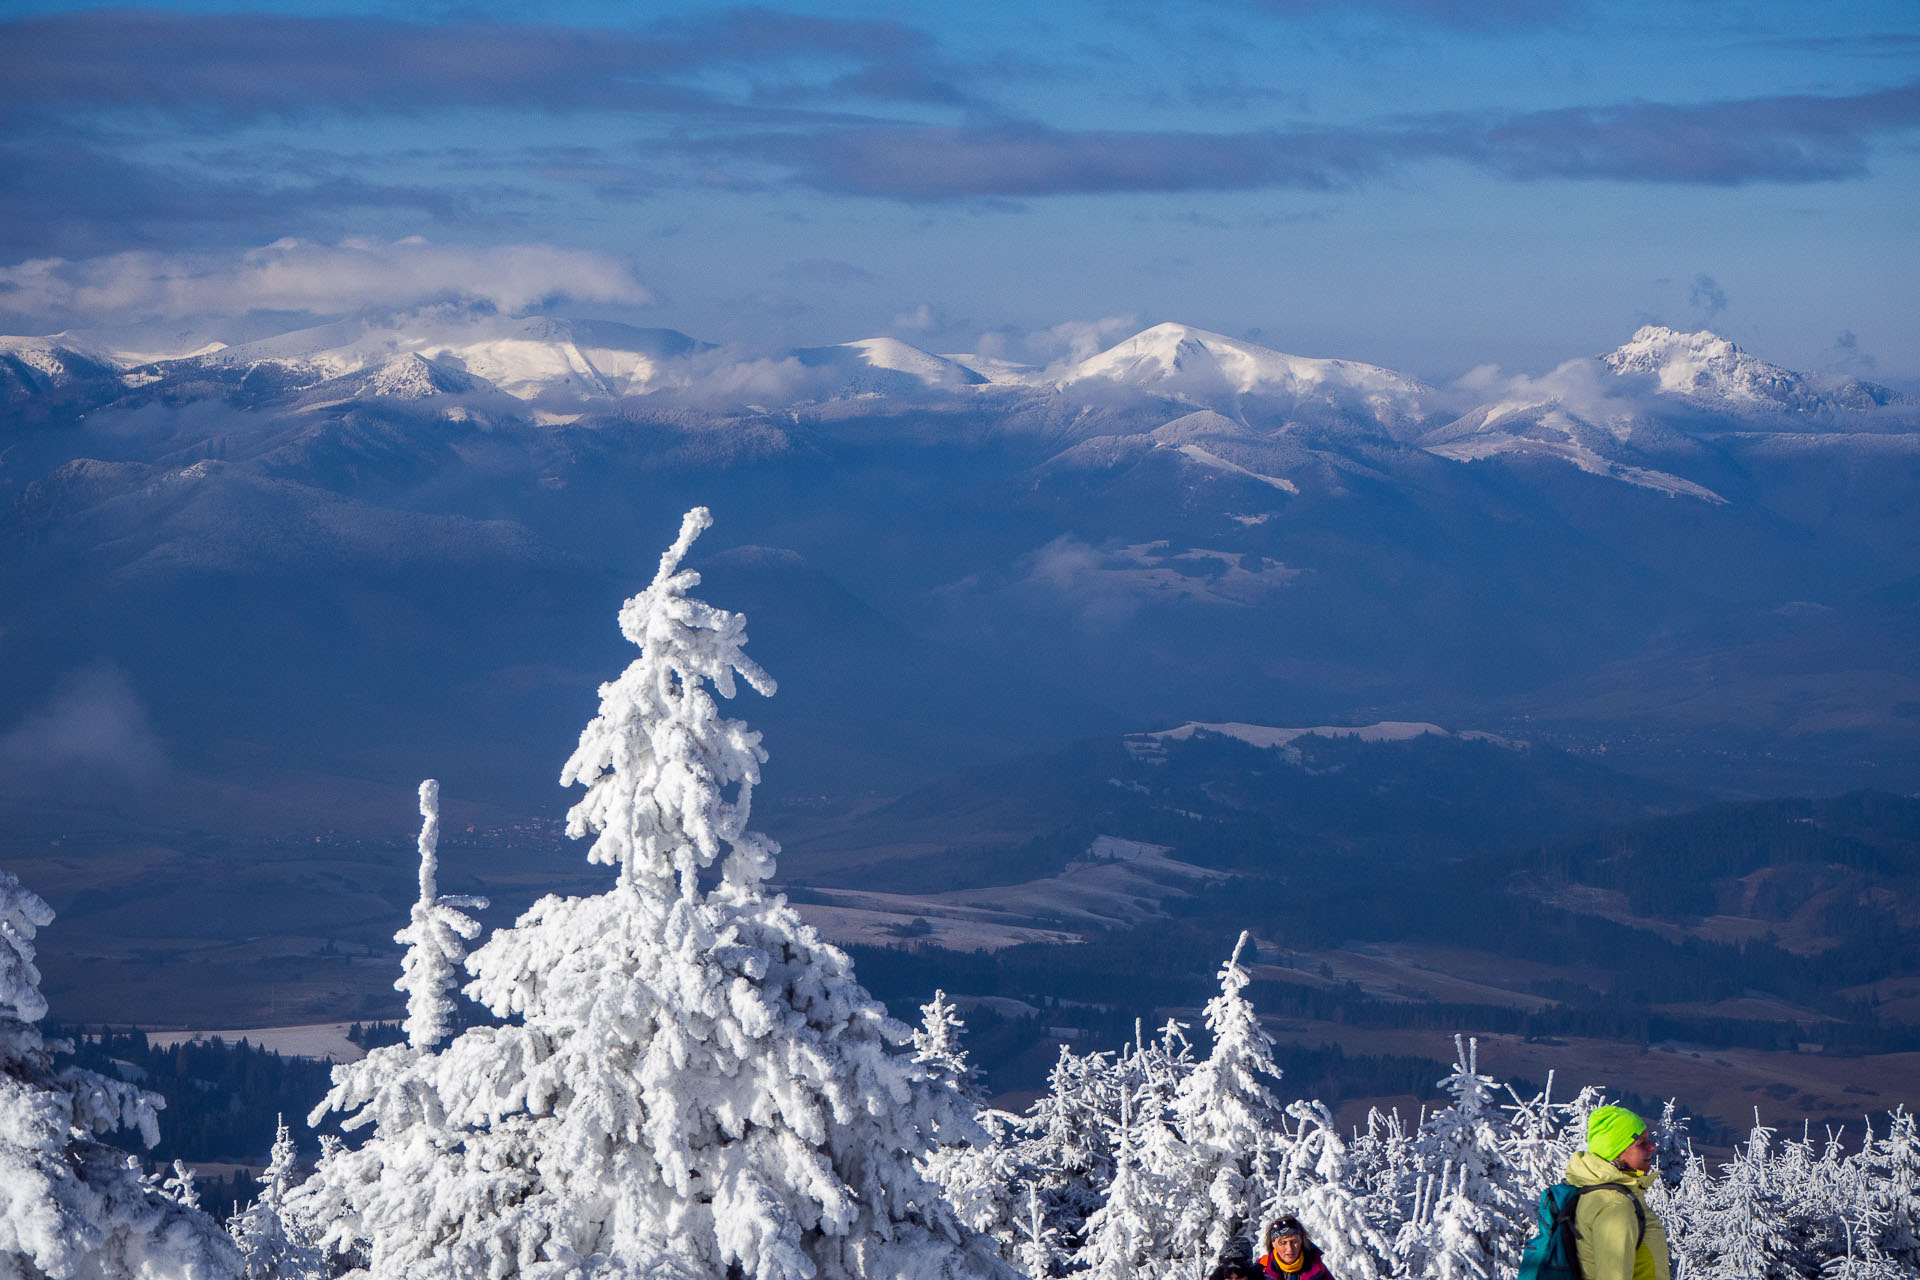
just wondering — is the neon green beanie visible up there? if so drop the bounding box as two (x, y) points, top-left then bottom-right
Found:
(1588, 1105), (1647, 1161)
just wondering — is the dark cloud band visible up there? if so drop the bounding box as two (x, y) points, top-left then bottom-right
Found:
(0, 7), (948, 118)
(715, 83), (1920, 197)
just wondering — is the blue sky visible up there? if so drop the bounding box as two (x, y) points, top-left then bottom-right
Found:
(2, 0), (1916, 382)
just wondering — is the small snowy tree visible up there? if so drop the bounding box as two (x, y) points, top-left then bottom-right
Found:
(228, 1117), (324, 1279)
(1171, 933), (1287, 1261)
(913, 991), (978, 1099)
(1393, 1038), (1529, 1280)
(0, 866), (241, 1278)
(1075, 1090), (1173, 1280)
(289, 778), (494, 1271)
(1683, 1115), (1790, 1280)
(1280, 1100), (1392, 1280)
(394, 779), (489, 1051)
(1010, 1043), (1119, 1256)
(1860, 1108), (1920, 1268)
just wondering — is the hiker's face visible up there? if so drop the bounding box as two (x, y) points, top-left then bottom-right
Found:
(1617, 1131), (1656, 1173)
(1276, 1236), (1303, 1264)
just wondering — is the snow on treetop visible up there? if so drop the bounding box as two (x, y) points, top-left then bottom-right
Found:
(559, 506), (781, 894)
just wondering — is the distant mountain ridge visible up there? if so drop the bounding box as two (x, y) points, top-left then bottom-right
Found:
(4, 307), (1916, 808)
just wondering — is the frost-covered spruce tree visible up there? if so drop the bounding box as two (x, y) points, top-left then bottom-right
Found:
(1500, 1073), (1577, 1200)
(912, 992), (1020, 1253)
(1860, 1108), (1920, 1268)
(1277, 1100), (1391, 1280)
(393, 779), (489, 1051)
(1013, 1044), (1120, 1256)
(314, 508), (1010, 1280)
(1393, 1038), (1528, 1280)
(229, 1117), (325, 1279)
(1171, 933), (1286, 1261)
(1681, 1115), (1789, 1280)
(0, 867), (241, 1279)
(291, 777), (496, 1272)
(1075, 1090), (1173, 1280)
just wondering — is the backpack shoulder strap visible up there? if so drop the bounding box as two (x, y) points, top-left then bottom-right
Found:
(1573, 1183), (1646, 1248)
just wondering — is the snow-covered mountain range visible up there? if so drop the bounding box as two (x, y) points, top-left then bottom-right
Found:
(4, 307), (1916, 807)
(8, 311), (1913, 507)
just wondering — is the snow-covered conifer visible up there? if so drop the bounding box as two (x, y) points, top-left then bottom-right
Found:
(1013, 1044), (1119, 1251)
(1500, 1073), (1576, 1199)
(1860, 1108), (1920, 1267)
(1075, 1090), (1172, 1280)
(1682, 1115), (1789, 1280)
(289, 782), (495, 1271)
(1394, 1038), (1528, 1280)
(914, 990), (976, 1098)
(1011, 1181), (1064, 1279)
(229, 1117), (324, 1279)
(305, 508), (1008, 1280)
(0, 867), (241, 1278)
(394, 779), (489, 1051)
(1172, 933), (1286, 1260)
(1280, 1100), (1391, 1280)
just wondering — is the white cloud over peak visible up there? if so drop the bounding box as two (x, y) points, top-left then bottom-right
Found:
(1450, 355), (1633, 423)
(0, 237), (650, 330)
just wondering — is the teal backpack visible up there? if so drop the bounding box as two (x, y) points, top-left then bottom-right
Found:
(1517, 1183), (1645, 1280)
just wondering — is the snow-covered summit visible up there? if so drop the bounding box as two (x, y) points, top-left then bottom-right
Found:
(151, 308), (704, 402)
(1130, 719), (1524, 763)
(790, 336), (989, 395)
(0, 333), (122, 392)
(1602, 325), (1901, 414)
(1064, 323), (1417, 393)
(308, 352), (491, 402)
(1060, 322), (1432, 434)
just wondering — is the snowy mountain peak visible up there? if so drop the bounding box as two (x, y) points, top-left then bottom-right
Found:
(1601, 325), (1910, 416)
(360, 353), (484, 399)
(147, 309), (704, 402)
(789, 337), (989, 394)
(0, 334), (119, 381)
(1064, 323), (1417, 395)
(841, 337), (988, 389)
(1603, 326), (1801, 404)
(1060, 322), (1431, 436)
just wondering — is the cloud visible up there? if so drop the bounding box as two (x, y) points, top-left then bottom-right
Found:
(1023, 535), (1145, 627)
(1449, 354), (1659, 427)
(710, 82), (1920, 198)
(1689, 273), (1728, 322)
(0, 135), (469, 260)
(1024, 316), (1142, 367)
(891, 304), (938, 331)
(1448, 83), (1920, 183)
(717, 123), (1385, 198)
(0, 8), (961, 119)
(0, 666), (166, 791)
(1834, 329), (1877, 371)
(0, 238), (650, 328)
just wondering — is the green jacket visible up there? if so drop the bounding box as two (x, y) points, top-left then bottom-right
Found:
(1564, 1151), (1671, 1280)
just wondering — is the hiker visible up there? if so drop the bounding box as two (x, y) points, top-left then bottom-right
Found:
(1563, 1105), (1672, 1280)
(1256, 1214), (1334, 1280)
(1206, 1236), (1260, 1280)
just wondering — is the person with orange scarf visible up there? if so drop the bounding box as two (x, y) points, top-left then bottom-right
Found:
(1257, 1215), (1335, 1280)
